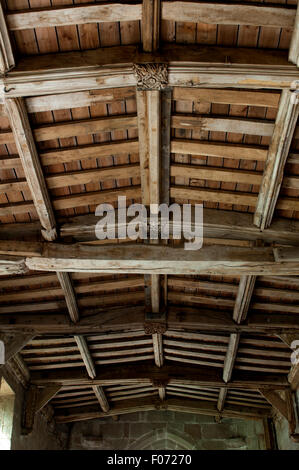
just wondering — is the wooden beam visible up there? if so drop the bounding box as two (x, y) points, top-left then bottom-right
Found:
(162, 2), (296, 28)
(3, 241), (299, 275)
(74, 335), (96, 379)
(233, 276), (256, 324)
(171, 164), (263, 186)
(223, 334), (240, 384)
(0, 255), (27, 276)
(33, 114), (137, 143)
(289, 2), (299, 66)
(2, 45), (298, 98)
(92, 385), (110, 413)
(142, 0), (160, 52)
(254, 90), (299, 230)
(54, 395), (270, 423)
(152, 332), (163, 368)
(6, 3), (142, 30)
(56, 272), (79, 323)
(25, 87), (136, 113)
(259, 389), (288, 420)
(0, 307), (298, 335)
(0, 3), (15, 73)
(5, 98), (57, 241)
(30, 362), (289, 390)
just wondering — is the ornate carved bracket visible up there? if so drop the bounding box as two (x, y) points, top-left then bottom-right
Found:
(133, 63), (168, 90)
(144, 321), (167, 335)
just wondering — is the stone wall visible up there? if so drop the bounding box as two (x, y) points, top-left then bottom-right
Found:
(1, 366), (68, 450)
(69, 410), (266, 450)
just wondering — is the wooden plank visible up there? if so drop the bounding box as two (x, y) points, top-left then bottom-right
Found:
(171, 164), (263, 186)
(289, 3), (299, 66)
(254, 90), (299, 230)
(25, 87), (136, 113)
(162, 2), (296, 28)
(92, 385), (110, 413)
(233, 276), (256, 324)
(7, 3), (142, 30)
(172, 88), (281, 108)
(0, 3), (15, 73)
(74, 335), (96, 379)
(142, 0), (160, 52)
(170, 139), (267, 162)
(259, 389), (288, 420)
(152, 332), (163, 367)
(0, 255), (28, 276)
(56, 272), (79, 323)
(171, 114), (274, 137)
(5, 98), (57, 241)
(34, 115), (137, 142)
(40, 139), (139, 167)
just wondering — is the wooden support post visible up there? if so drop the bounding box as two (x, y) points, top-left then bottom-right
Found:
(5, 98), (57, 241)
(254, 90), (299, 230)
(142, 0), (160, 52)
(152, 332), (163, 368)
(0, 3), (15, 73)
(57, 272), (79, 323)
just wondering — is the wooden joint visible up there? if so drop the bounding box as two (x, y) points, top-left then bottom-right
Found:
(133, 63), (168, 90)
(151, 378), (169, 388)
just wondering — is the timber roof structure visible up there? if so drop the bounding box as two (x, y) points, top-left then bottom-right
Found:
(0, 0), (299, 437)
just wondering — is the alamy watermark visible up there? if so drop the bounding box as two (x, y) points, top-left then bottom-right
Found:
(95, 197), (203, 250)
(0, 340), (4, 364)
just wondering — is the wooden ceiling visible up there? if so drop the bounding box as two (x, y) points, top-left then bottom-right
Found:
(0, 0), (299, 439)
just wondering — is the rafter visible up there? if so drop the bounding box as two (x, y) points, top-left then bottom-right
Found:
(0, 3), (15, 74)
(5, 98), (57, 241)
(254, 89), (299, 230)
(289, 1), (299, 66)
